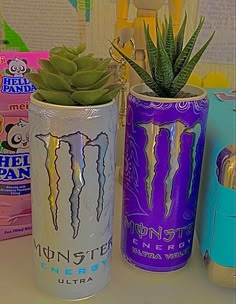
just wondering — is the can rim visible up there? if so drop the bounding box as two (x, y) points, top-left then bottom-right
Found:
(30, 93), (117, 110)
(130, 84), (208, 103)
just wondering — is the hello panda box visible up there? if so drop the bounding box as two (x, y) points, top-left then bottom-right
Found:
(0, 52), (48, 240)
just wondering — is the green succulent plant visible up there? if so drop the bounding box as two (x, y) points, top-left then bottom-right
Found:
(112, 14), (215, 98)
(26, 44), (121, 106)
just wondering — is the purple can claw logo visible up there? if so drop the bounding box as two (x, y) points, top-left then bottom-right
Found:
(138, 120), (201, 216)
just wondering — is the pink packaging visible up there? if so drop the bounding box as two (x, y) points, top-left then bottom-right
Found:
(0, 52), (48, 240)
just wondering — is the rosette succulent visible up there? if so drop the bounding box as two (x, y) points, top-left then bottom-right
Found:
(112, 14), (215, 98)
(26, 44), (121, 106)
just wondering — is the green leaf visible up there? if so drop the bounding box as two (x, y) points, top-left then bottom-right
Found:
(34, 92), (44, 101)
(62, 44), (86, 56)
(73, 56), (99, 70)
(71, 89), (108, 105)
(169, 31), (215, 97)
(59, 73), (72, 85)
(89, 71), (112, 89)
(161, 18), (167, 43)
(155, 24), (174, 91)
(71, 70), (105, 88)
(50, 47), (76, 60)
(50, 47), (64, 57)
(165, 15), (175, 64)
(162, 15), (169, 46)
(50, 55), (77, 75)
(111, 42), (164, 96)
(76, 44), (86, 55)
(37, 90), (75, 106)
(155, 14), (162, 46)
(62, 45), (78, 55)
(144, 23), (158, 79)
(96, 58), (111, 70)
(25, 73), (47, 89)
(95, 84), (121, 104)
(173, 16), (205, 76)
(174, 12), (187, 62)
(104, 84), (122, 91)
(39, 70), (73, 92)
(39, 59), (58, 74)
(63, 51), (77, 60)
(86, 53), (95, 57)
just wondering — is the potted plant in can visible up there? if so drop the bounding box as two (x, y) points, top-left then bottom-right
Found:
(112, 14), (215, 272)
(26, 44), (121, 300)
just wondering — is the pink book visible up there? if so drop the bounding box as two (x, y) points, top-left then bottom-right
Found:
(0, 52), (48, 240)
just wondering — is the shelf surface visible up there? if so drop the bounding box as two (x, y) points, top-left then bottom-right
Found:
(0, 178), (235, 304)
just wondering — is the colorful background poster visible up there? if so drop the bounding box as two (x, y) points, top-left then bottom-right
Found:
(196, 0), (236, 64)
(0, 0), (82, 51)
(0, 0), (235, 86)
(0, 0), (116, 58)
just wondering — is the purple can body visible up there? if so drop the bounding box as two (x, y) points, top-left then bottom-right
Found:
(122, 84), (209, 272)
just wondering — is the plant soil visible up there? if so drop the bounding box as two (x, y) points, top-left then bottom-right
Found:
(143, 91), (195, 98)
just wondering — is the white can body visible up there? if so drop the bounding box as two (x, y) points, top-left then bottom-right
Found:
(29, 96), (118, 300)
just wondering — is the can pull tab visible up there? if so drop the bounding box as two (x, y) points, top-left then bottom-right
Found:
(216, 144), (236, 190)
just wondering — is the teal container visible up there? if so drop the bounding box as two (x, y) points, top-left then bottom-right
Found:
(197, 88), (236, 288)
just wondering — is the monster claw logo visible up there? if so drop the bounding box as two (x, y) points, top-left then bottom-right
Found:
(86, 133), (109, 222)
(37, 131), (109, 239)
(139, 120), (202, 217)
(37, 134), (61, 232)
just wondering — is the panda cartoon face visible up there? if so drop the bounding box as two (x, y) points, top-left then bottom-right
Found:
(7, 58), (30, 77)
(2, 119), (29, 153)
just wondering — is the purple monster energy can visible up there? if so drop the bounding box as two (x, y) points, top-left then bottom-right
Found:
(121, 84), (209, 272)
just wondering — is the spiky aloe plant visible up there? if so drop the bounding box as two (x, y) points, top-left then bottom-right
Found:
(26, 44), (121, 106)
(112, 14), (215, 98)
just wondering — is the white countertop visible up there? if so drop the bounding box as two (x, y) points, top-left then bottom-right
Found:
(0, 177), (235, 304)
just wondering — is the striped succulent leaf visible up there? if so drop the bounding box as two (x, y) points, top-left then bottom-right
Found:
(170, 31), (215, 97)
(111, 13), (214, 98)
(174, 12), (187, 62)
(173, 16), (205, 76)
(144, 23), (158, 79)
(155, 24), (174, 92)
(111, 41), (164, 96)
(161, 21), (167, 43)
(165, 16), (175, 64)
(161, 15), (169, 46)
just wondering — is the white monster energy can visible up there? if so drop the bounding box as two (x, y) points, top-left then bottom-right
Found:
(29, 94), (118, 300)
